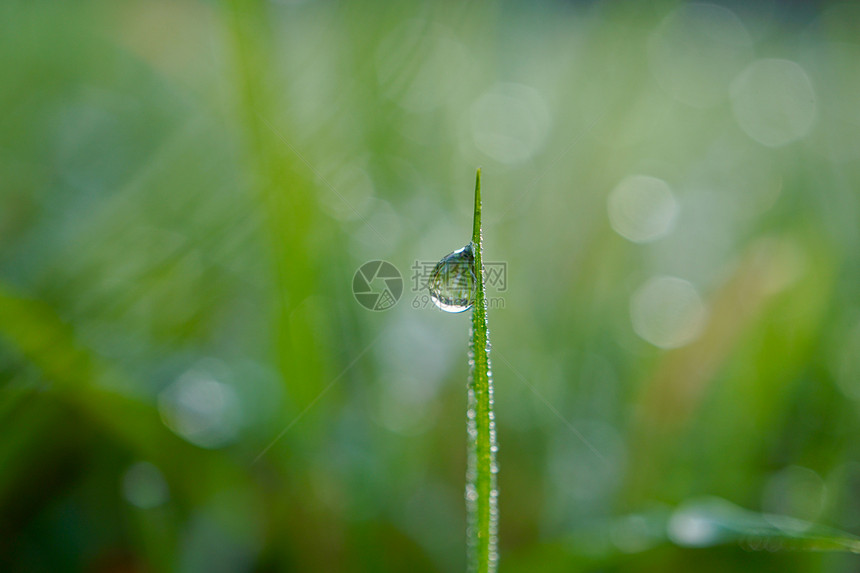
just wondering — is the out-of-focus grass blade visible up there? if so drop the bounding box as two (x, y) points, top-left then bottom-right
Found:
(505, 497), (860, 572)
(0, 282), (246, 502)
(665, 496), (860, 553)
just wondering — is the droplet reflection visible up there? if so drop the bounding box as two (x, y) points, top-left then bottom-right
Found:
(428, 244), (476, 313)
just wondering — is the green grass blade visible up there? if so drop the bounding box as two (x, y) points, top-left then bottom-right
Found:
(667, 497), (860, 553)
(467, 168), (499, 572)
(542, 497), (860, 568)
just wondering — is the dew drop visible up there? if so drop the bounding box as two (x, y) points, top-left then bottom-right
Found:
(465, 484), (478, 502)
(428, 244), (476, 313)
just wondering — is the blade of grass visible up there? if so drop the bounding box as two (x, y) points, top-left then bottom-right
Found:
(506, 498), (860, 571)
(666, 497), (860, 553)
(467, 168), (499, 572)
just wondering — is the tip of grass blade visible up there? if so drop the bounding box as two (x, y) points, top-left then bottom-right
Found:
(472, 168), (482, 248)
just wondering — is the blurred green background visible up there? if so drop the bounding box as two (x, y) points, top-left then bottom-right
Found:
(2, 0), (860, 571)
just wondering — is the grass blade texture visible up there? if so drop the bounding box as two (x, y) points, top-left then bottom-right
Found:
(466, 168), (499, 572)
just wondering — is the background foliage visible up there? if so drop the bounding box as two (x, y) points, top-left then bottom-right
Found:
(2, 0), (860, 571)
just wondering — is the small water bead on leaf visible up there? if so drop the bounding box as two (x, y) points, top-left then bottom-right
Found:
(428, 243), (477, 313)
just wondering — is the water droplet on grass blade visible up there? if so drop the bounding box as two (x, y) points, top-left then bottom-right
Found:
(428, 244), (476, 313)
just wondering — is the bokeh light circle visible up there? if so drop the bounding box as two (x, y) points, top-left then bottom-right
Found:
(730, 59), (817, 147)
(470, 83), (550, 164)
(607, 175), (679, 243)
(648, 3), (752, 108)
(630, 276), (708, 349)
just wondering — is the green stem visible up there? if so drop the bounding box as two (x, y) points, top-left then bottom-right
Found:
(467, 168), (498, 572)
